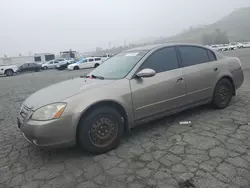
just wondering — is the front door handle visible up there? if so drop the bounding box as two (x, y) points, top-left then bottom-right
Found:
(177, 77), (184, 82)
(214, 68), (218, 71)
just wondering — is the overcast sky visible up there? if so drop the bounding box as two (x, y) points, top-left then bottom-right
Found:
(1, 0), (250, 56)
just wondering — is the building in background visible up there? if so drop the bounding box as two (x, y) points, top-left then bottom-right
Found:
(60, 50), (79, 59)
(0, 53), (55, 65)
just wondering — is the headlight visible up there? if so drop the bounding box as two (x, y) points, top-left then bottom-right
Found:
(31, 103), (66, 121)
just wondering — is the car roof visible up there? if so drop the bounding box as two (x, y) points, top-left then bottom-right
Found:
(125, 43), (209, 52)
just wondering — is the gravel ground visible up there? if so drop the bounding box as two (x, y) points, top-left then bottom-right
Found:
(1, 49), (250, 188)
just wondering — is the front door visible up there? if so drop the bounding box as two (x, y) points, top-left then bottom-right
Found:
(130, 47), (186, 121)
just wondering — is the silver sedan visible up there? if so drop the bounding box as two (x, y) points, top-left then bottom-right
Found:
(17, 43), (244, 154)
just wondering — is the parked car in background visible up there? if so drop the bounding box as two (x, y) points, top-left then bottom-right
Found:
(55, 58), (73, 70)
(18, 43), (244, 154)
(66, 58), (75, 64)
(221, 44), (230, 51)
(242, 42), (250, 48)
(42, 60), (59, 70)
(101, 54), (114, 62)
(19, 63), (42, 72)
(209, 45), (224, 51)
(230, 42), (243, 49)
(227, 43), (236, 50)
(0, 64), (19, 76)
(67, 57), (103, 70)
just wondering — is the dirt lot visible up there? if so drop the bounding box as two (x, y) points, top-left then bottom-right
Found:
(1, 49), (250, 188)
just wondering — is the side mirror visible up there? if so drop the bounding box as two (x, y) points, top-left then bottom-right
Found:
(136, 68), (156, 78)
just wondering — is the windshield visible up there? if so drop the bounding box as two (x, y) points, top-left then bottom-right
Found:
(76, 58), (87, 64)
(88, 51), (147, 79)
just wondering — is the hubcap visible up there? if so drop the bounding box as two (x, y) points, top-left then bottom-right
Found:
(89, 116), (118, 148)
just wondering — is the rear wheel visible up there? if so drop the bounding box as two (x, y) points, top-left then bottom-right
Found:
(212, 78), (233, 109)
(73, 66), (79, 70)
(77, 107), (124, 154)
(94, 63), (99, 68)
(5, 69), (14, 76)
(34, 68), (40, 72)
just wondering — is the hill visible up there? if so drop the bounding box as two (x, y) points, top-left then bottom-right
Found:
(153, 7), (250, 44)
(91, 7), (250, 55)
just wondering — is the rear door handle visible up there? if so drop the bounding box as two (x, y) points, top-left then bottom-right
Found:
(214, 68), (218, 71)
(177, 77), (184, 82)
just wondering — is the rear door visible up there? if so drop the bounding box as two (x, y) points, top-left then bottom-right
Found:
(87, 58), (94, 68)
(130, 47), (187, 120)
(29, 63), (35, 70)
(177, 45), (219, 104)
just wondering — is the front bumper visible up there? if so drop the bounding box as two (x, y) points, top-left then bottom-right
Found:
(17, 115), (76, 148)
(67, 66), (74, 70)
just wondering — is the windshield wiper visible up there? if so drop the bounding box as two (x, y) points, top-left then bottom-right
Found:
(83, 75), (104, 80)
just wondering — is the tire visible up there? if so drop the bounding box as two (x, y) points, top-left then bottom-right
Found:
(34, 68), (40, 72)
(212, 78), (233, 109)
(43, 66), (48, 70)
(5, 69), (14, 76)
(94, 63), (99, 68)
(77, 107), (124, 154)
(73, 66), (79, 70)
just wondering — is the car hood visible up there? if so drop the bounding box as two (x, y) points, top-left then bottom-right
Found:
(24, 78), (115, 110)
(68, 63), (80, 67)
(68, 63), (76, 66)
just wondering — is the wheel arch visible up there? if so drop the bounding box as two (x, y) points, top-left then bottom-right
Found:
(76, 100), (129, 138)
(74, 66), (79, 70)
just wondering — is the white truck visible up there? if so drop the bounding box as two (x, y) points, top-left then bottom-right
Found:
(0, 65), (19, 76)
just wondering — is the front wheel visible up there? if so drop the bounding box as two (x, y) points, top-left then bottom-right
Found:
(77, 107), (124, 154)
(212, 78), (233, 109)
(73, 66), (79, 70)
(5, 69), (14, 76)
(43, 66), (48, 70)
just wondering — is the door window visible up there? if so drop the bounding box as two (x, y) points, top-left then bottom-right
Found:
(88, 59), (94, 62)
(178, 46), (210, 67)
(94, 58), (101, 61)
(140, 47), (179, 73)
